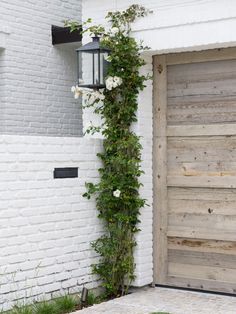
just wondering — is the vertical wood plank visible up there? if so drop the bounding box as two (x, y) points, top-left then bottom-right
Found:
(153, 55), (168, 284)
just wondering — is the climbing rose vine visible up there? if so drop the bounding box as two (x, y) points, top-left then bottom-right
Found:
(68, 4), (151, 297)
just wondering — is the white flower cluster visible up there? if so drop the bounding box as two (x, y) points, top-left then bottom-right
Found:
(71, 85), (83, 99)
(71, 86), (105, 105)
(105, 76), (123, 91)
(110, 27), (119, 36)
(113, 189), (121, 198)
(84, 90), (105, 105)
(109, 26), (129, 36)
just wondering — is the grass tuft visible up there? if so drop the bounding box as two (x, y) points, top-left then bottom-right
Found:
(11, 305), (33, 314)
(54, 295), (77, 313)
(33, 301), (57, 314)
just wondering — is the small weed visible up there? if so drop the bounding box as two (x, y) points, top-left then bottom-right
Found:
(86, 292), (97, 306)
(11, 305), (33, 314)
(86, 291), (105, 306)
(54, 295), (77, 313)
(33, 301), (57, 314)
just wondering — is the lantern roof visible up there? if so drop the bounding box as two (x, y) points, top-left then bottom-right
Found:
(76, 36), (110, 52)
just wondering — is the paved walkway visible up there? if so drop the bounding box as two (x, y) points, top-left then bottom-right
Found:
(76, 287), (236, 314)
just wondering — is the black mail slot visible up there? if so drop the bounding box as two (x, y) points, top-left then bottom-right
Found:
(54, 167), (78, 179)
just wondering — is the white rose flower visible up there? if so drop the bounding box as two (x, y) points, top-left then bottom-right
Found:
(72, 86), (94, 100)
(110, 27), (119, 36)
(74, 92), (80, 99)
(88, 93), (96, 105)
(113, 76), (122, 87)
(74, 86), (83, 99)
(105, 76), (123, 90)
(94, 91), (105, 100)
(99, 93), (105, 100)
(84, 90), (105, 105)
(105, 77), (113, 90)
(113, 189), (121, 198)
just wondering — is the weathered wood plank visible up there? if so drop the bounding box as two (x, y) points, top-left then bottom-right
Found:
(168, 187), (236, 201)
(167, 227), (236, 242)
(168, 78), (236, 99)
(169, 249), (236, 269)
(167, 137), (236, 170)
(166, 276), (236, 294)
(168, 198), (236, 215)
(153, 55), (168, 284)
(168, 262), (236, 284)
(168, 161), (236, 177)
(167, 58), (236, 125)
(168, 213), (236, 233)
(167, 124), (236, 136)
(166, 47), (236, 65)
(168, 238), (236, 256)
(167, 176), (236, 188)
(168, 100), (236, 125)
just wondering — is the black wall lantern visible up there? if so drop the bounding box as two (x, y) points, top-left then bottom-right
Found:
(76, 36), (110, 89)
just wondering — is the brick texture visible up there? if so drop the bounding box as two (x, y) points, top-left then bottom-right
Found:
(0, 135), (102, 310)
(0, 0), (82, 137)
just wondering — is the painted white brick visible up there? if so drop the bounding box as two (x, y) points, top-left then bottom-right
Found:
(1, 0), (82, 137)
(0, 134), (102, 310)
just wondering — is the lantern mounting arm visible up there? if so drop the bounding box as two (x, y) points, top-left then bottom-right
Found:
(51, 25), (82, 45)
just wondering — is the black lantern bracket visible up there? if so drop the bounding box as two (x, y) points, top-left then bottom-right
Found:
(51, 25), (82, 45)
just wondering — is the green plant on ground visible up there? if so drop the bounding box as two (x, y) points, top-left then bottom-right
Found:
(68, 4), (152, 298)
(10, 305), (33, 314)
(5, 291), (100, 314)
(33, 301), (57, 314)
(54, 295), (77, 313)
(86, 291), (104, 306)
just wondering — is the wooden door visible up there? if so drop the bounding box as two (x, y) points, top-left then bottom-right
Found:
(153, 48), (236, 294)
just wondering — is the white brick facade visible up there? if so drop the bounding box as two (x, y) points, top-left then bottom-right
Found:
(0, 0), (82, 136)
(2, 0), (236, 310)
(0, 135), (102, 310)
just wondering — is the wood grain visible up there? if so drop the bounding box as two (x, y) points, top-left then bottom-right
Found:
(168, 237), (236, 256)
(153, 55), (168, 284)
(153, 48), (236, 294)
(167, 124), (236, 136)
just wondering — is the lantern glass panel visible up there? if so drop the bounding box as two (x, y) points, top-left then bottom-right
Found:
(93, 51), (99, 85)
(100, 52), (109, 85)
(78, 51), (94, 87)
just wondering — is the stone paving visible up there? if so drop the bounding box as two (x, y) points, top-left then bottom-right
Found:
(76, 287), (236, 314)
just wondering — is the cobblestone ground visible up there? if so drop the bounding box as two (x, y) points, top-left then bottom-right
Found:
(75, 287), (236, 314)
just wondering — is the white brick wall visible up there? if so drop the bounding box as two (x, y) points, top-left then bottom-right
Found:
(82, 0), (236, 288)
(0, 135), (102, 311)
(0, 0), (82, 136)
(2, 0), (236, 309)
